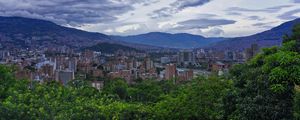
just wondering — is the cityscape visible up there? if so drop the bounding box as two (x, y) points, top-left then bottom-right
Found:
(0, 41), (259, 89)
(0, 0), (300, 119)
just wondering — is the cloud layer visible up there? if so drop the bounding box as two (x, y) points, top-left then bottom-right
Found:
(278, 9), (300, 20)
(177, 18), (236, 29)
(0, 0), (156, 25)
(149, 0), (211, 19)
(0, 0), (298, 37)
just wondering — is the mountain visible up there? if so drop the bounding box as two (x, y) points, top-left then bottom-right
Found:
(1, 16), (298, 51)
(0, 16), (179, 51)
(84, 43), (143, 54)
(0, 16), (113, 49)
(111, 32), (225, 49)
(207, 18), (300, 51)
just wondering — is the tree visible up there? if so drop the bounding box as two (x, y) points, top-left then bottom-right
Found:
(283, 24), (300, 53)
(154, 76), (232, 120)
(127, 79), (164, 103)
(294, 86), (300, 119)
(225, 24), (300, 119)
(103, 78), (129, 100)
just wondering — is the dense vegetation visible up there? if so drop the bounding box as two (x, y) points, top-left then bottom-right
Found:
(0, 25), (300, 119)
(0, 66), (231, 119)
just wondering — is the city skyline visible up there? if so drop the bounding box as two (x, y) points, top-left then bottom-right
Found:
(0, 0), (299, 37)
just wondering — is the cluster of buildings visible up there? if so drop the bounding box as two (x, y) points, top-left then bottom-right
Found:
(0, 43), (260, 89)
(164, 64), (194, 83)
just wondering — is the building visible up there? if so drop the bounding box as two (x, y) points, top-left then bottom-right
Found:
(0, 50), (10, 61)
(144, 57), (154, 71)
(209, 61), (225, 72)
(161, 57), (171, 64)
(177, 69), (194, 82)
(208, 61), (231, 76)
(165, 64), (177, 80)
(224, 50), (236, 61)
(91, 81), (104, 90)
(178, 50), (195, 66)
(55, 70), (75, 85)
(92, 69), (104, 77)
(68, 58), (77, 72)
(245, 44), (259, 61)
(108, 70), (132, 84)
(15, 70), (31, 80)
(40, 64), (55, 81)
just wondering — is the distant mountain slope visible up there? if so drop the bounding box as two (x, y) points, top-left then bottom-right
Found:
(2, 16), (298, 51)
(207, 18), (300, 51)
(84, 43), (143, 54)
(0, 16), (113, 49)
(0, 16), (165, 51)
(111, 32), (225, 49)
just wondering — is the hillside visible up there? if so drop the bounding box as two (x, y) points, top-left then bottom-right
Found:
(0, 16), (112, 49)
(112, 32), (225, 49)
(84, 43), (143, 54)
(207, 18), (300, 51)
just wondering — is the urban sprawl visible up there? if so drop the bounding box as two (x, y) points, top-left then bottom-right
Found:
(0, 44), (259, 90)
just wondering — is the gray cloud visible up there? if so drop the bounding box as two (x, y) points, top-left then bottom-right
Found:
(227, 12), (242, 16)
(171, 0), (210, 10)
(0, 0), (155, 26)
(227, 5), (293, 13)
(246, 16), (265, 21)
(199, 27), (225, 36)
(149, 7), (177, 19)
(149, 0), (211, 19)
(176, 18), (236, 29)
(294, 0), (300, 3)
(196, 13), (218, 18)
(252, 21), (278, 29)
(278, 9), (300, 20)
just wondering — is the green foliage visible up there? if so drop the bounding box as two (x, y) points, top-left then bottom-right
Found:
(294, 87), (300, 119)
(225, 24), (300, 119)
(0, 68), (153, 119)
(103, 78), (129, 100)
(0, 64), (233, 119)
(283, 24), (300, 52)
(153, 77), (232, 120)
(226, 44), (300, 120)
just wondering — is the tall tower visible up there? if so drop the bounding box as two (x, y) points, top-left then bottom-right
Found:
(165, 64), (177, 80)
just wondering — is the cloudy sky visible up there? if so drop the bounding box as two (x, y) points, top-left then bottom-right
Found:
(0, 0), (300, 37)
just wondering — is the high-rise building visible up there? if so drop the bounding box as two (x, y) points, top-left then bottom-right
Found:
(245, 44), (259, 61)
(68, 58), (77, 71)
(224, 50), (236, 61)
(161, 57), (171, 64)
(144, 57), (154, 71)
(178, 50), (195, 66)
(165, 64), (177, 80)
(0, 50), (10, 60)
(177, 69), (194, 81)
(55, 70), (75, 85)
(41, 64), (55, 80)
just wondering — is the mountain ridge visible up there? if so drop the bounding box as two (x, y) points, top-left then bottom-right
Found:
(111, 32), (225, 49)
(0, 16), (299, 51)
(207, 18), (300, 51)
(0, 16), (164, 50)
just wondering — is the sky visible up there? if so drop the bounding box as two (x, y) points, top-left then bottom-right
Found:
(0, 0), (300, 37)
